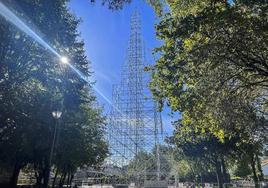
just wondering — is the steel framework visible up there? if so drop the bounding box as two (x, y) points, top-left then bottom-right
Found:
(106, 10), (167, 184)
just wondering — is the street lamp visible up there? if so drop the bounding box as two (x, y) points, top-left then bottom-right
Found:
(52, 111), (62, 119)
(49, 110), (62, 186)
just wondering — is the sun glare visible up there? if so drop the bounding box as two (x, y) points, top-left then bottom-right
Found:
(60, 56), (69, 64)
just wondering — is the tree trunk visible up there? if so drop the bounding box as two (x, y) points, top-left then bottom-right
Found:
(59, 172), (64, 186)
(66, 172), (70, 188)
(200, 172), (204, 188)
(256, 154), (264, 182)
(250, 154), (259, 188)
(43, 162), (50, 188)
(9, 162), (21, 188)
(69, 174), (74, 188)
(215, 159), (224, 188)
(221, 157), (230, 183)
(34, 163), (42, 187)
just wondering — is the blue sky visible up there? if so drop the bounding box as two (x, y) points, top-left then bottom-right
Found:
(69, 0), (176, 135)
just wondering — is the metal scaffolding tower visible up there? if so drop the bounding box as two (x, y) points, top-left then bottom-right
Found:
(106, 10), (165, 184)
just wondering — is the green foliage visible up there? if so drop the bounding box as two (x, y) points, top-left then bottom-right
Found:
(127, 145), (171, 181)
(148, 0), (268, 186)
(0, 0), (108, 187)
(150, 0), (267, 138)
(234, 158), (252, 179)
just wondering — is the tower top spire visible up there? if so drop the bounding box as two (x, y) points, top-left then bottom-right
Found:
(127, 8), (143, 69)
(130, 8), (141, 33)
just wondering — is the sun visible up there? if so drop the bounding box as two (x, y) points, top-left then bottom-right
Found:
(60, 56), (69, 64)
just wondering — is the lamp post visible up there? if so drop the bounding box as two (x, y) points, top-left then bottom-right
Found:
(47, 56), (67, 187)
(50, 110), (62, 164)
(50, 56), (67, 165)
(48, 110), (62, 186)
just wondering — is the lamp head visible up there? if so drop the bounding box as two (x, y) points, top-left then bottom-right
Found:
(52, 111), (62, 119)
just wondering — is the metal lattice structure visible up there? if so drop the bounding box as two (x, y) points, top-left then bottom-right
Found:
(105, 10), (167, 184)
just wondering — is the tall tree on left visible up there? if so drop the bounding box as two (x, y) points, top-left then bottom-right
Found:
(0, 1), (108, 188)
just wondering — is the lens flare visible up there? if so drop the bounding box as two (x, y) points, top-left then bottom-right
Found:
(0, 2), (145, 131)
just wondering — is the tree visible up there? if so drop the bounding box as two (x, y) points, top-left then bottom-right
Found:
(0, 1), (108, 187)
(234, 157), (252, 179)
(127, 145), (172, 182)
(169, 125), (234, 188)
(149, 0), (267, 132)
(52, 105), (108, 188)
(147, 0), (267, 187)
